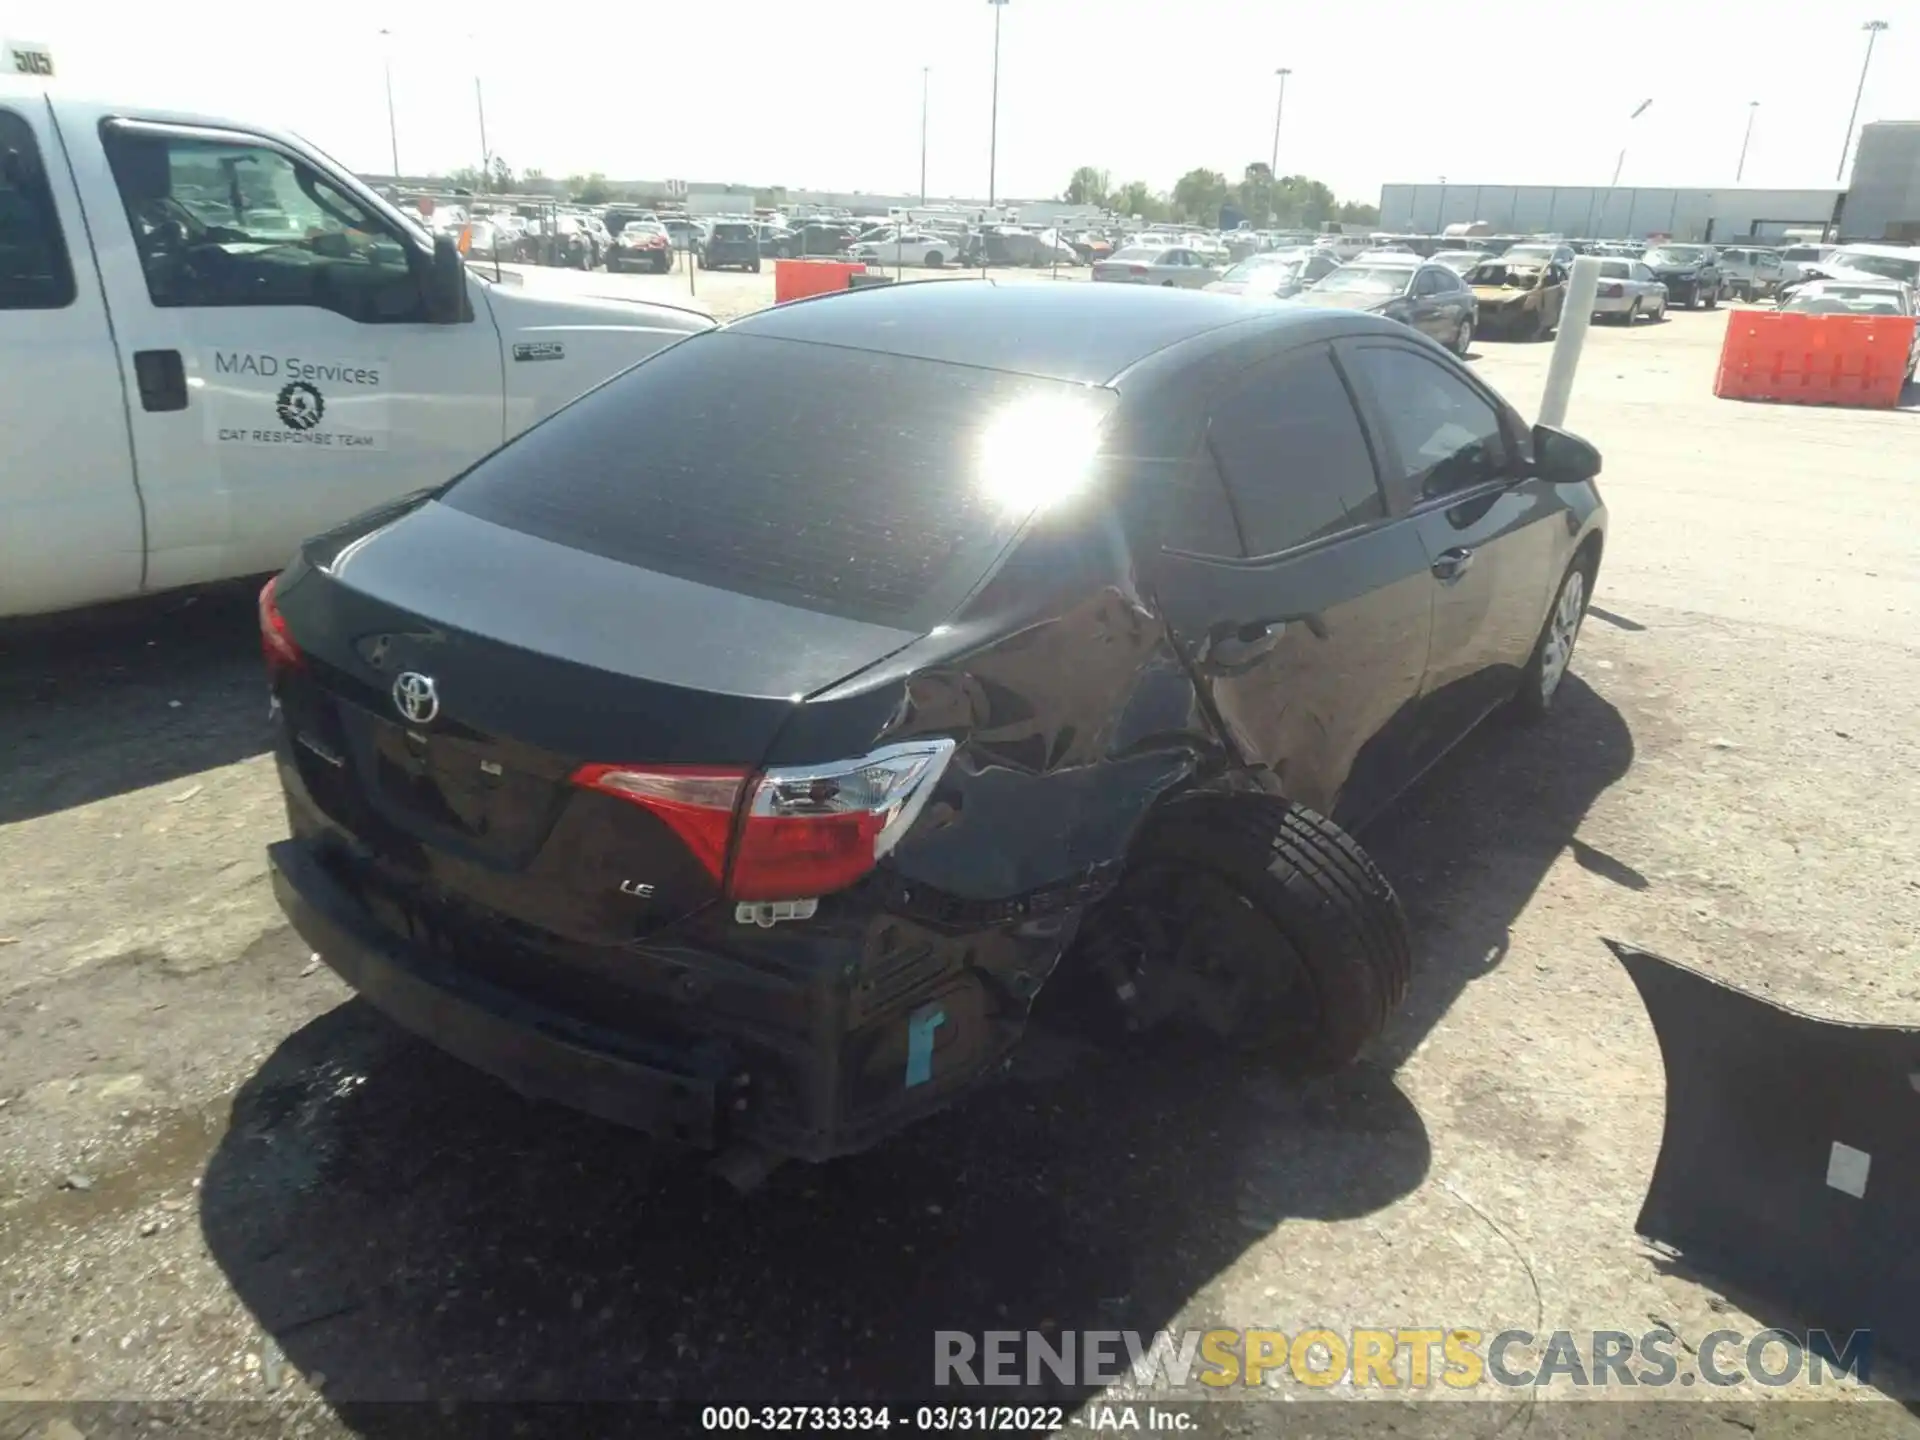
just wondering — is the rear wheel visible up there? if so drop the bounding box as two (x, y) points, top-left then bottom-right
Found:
(1453, 317), (1473, 356)
(924, 251), (944, 268)
(1624, 299), (1640, 325)
(1068, 796), (1412, 1074)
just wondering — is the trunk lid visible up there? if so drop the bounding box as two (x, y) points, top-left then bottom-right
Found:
(277, 502), (919, 936)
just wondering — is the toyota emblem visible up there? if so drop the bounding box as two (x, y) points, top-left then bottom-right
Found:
(392, 672), (440, 725)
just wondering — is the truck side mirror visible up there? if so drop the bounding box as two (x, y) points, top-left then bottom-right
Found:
(426, 234), (467, 323)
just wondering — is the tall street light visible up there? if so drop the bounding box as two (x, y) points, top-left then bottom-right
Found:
(378, 29), (400, 178)
(1269, 67), (1291, 177)
(1837, 20), (1890, 182)
(1736, 100), (1758, 182)
(1600, 97), (1653, 237)
(986, 0), (1008, 209)
(920, 66), (930, 205)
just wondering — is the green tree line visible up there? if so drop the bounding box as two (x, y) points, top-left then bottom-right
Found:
(1064, 164), (1378, 229)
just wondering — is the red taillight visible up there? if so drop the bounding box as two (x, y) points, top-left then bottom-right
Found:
(1598, 282), (1624, 298)
(1129, 265), (1148, 276)
(571, 739), (956, 904)
(259, 575), (302, 674)
(571, 764), (745, 879)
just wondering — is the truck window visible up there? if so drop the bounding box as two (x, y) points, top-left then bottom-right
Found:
(100, 126), (428, 325)
(0, 109), (76, 310)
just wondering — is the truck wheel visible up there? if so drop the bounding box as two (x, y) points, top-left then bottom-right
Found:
(1070, 795), (1412, 1074)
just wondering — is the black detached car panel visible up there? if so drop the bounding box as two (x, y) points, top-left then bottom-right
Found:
(263, 285), (1605, 1163)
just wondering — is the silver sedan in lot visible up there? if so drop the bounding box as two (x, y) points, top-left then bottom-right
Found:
(1202, 247), (1342, 299)
(1592, 258), (1669, 324)
(1091, 244), (1222, 288)
(1778, 279), (1920, 378)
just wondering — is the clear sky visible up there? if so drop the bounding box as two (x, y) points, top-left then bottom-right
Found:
(7, 0), (1916, 202)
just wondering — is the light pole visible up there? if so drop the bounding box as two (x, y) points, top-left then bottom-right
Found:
(1837, 21), (1889, 182)
(1736, 100), (1758, 181)
(920, 66), (930, 205)
(475, 76), (491, 191)
(1269, 67), (1291, 178)
(378, 29), (400, 178)
(986, 0), (1008, 209)
(1601, 98), (1653, 237)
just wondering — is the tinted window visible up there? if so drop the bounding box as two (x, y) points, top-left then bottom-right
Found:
(1347, 346), (1508, 504)
(101, 127), (424, 323)
(445, 333), (1115, 627)
(1207, 350), (1384, 557)
(0, 109), (76, 309)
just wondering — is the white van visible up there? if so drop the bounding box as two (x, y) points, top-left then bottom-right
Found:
(0, 79), (714, 620)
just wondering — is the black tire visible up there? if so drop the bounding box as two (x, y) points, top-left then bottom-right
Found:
(1513, 549), (1597, 720)
(924, 251), (944, 269)
(1687, 285), (1704, 310)
(1075, 795), (1412, 1074)
(1623, 299), (1639, 326)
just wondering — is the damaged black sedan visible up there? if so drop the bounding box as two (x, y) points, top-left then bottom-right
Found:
(262, 282), (1606, 1167)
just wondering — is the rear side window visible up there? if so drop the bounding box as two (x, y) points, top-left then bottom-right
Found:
(1207, 349), (1385, 557)
(444, 333), (1114, 627)
(0, 109), (76, 309)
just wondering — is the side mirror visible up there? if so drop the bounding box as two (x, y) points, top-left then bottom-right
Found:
(426, 234), (467, 323)
(1532, 423), (1602, 484)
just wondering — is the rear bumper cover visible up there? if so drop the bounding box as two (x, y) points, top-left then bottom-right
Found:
(1613, 940), (1920, 1370)
(270, 839), (731, 1146)
(267, 734), (1081, 1162)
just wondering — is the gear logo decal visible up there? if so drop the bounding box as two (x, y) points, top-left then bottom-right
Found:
(275, 381), (325, 432)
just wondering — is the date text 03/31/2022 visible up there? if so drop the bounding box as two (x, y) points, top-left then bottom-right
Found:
(700, 1405), (1183, 1432)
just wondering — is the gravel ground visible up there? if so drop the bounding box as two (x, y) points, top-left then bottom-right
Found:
(1, 291), (1916, 1437)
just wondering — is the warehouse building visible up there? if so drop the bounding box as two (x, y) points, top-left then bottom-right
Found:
(1376, 182), (1844, 242)
(1381, 119), (1920, 242)
(1840, 121), (1920, 241)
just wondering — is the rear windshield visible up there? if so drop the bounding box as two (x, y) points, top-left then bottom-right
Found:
(443, 333), (1114, 627)
(713, 224), (755, 239)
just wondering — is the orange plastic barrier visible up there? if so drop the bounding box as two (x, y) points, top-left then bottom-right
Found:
(773, 259), (867, 304)
(1714, 311), (1915, 408)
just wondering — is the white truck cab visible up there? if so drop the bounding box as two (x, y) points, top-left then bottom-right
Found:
(0, 79), (714, 619)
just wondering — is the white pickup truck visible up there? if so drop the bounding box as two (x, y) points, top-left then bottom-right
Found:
(0, 78), (714, 619)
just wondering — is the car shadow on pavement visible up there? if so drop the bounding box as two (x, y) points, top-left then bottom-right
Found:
(0, 581), (272, 824)
(199, 676), (1631, 1427)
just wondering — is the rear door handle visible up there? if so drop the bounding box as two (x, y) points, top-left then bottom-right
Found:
(1431, 547), (1475, 581)
(133, 349), (188, 412)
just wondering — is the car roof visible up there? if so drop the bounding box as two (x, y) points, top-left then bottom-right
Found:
(726, 279), (1315, 385)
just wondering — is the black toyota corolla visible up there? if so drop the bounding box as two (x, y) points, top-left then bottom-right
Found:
(262, 281), (1605, 1167)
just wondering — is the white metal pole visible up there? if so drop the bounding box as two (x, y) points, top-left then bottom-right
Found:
(1837, 22), (1889, 183)
(1538, 256), (1603, 428)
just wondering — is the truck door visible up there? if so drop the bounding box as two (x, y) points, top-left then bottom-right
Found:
(67, 117), (503, 591)
(0, 100), (143, 618)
